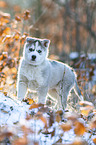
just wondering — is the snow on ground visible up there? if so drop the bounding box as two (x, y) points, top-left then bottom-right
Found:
(0, 93), (29, 126)
(0, 92), (95, 145)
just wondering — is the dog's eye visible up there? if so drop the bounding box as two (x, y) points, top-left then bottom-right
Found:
(38, 50), (42, 53)
(29, 48), (34, 52)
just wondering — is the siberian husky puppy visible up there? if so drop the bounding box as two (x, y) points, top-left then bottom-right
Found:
(17, 37), (83, 109)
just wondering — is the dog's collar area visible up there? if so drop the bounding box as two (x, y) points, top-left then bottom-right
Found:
(29, 64), (39, 67)
(28, 60), (45, 67)
(23, 58), (45, 67)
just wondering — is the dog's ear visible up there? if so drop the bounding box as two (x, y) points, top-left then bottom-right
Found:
(26, 37), (34, 43)
(42, 39), (50, 48)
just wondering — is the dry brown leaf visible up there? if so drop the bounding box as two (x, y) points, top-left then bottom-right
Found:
(79, 101), (94, 108)
(3, 91), (7, 96)
(80, 106), (92, 116)
(35, 112), (47, 128)
(13, 135), (28, 145)
(11, 67), (17, 74)
(27, 98), (35, 105)
(38, 106), (50, 113)
(12, 74), (16, 79)
(93, 137), (96, 144)
(0, 11), (10, 19)
(70, 137), (88, 145)
(56, 113), (61, 123)
(0, 131), (13, 141)
(23, 10), (31, 20)
(13, 5), (21, 12)
(56, 110), (63, 116)
(60, 121), (72, 132)
(0, 54), (3, 61)
(2, 61), (7, 66)
(74, 121), (86, 136)
(49, 54), (59, 60)
(0, 134), (4, 141)
(13, 33), (20, 40)
(2, 52), (8, 58)
(1, 109), (9, 114)
(15, 16), (21, 21)
(89, 116), (96, 129)
(20, 35), (26, 44)
(55, 138), (62, 143)
(33, 141), (39, 145)
(29, 103), (39, 109)
(3, 27), (11, 35)
(2, 35), (12, 42)
(0, 87), (3, 91)
(50, 128), (55, 137)
(39, 116), (47, 128)
(64, 112), (78, 122)
(0, 1), (7, 8)
(41, 128), (50, 134)
(35, 111), (43, 118)
(0, 17), (9, 24)
(21, 125), (33, 134)
(93, 109), (96, 115)
(29, 103), (44, 110)
(92, 85), (96, 95)
(26, 114), (32, 120)
(49, 111), (55, 127)
(53, 143), (66, 145)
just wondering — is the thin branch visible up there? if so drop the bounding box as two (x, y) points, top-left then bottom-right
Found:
(68, 10), (96, 39)
(30, 1), (53, 29)
(53, 0), (96, 40)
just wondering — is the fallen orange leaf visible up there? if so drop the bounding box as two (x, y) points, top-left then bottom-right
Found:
(93, 137), (96, 144)
(29, 103), (39, 109)
(60, 121), (72, 132)
(74, 121), (86, 136)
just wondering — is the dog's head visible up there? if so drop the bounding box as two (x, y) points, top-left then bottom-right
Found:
(23, 37), (50, 65)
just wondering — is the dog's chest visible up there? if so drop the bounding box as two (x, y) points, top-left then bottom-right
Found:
(22, 65), (44, 88)
(26, 68), (40, 81)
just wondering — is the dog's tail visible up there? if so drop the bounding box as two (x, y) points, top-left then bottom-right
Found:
(74, 80), (84, 101)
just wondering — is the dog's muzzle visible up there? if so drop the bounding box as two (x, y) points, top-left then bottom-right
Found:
(32, 55), (36, 61)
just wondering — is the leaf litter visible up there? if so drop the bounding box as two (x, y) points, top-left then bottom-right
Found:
(0, 93), (96, 145)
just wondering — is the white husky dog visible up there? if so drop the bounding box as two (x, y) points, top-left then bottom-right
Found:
(17, 37), (83, 109)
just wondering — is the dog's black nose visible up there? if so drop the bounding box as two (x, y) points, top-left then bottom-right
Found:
(32, 55), (36, 60)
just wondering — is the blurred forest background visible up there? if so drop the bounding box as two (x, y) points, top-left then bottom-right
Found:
(1, 0), (96, 56)
(0, 0), (96, 106)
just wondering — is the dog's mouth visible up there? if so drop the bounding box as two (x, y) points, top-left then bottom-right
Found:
(31, 59), (36, 62)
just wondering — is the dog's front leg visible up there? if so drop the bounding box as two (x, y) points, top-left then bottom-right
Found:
(38, 86), (48, 104)
(17, 81), (27, 101)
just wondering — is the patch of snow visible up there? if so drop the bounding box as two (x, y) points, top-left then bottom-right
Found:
(69, 52), (79, 60)
(88, 53), (96, 60)
(0, 93), (29, 125)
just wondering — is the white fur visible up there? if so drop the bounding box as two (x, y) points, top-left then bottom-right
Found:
(17, 37), (83, 110)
